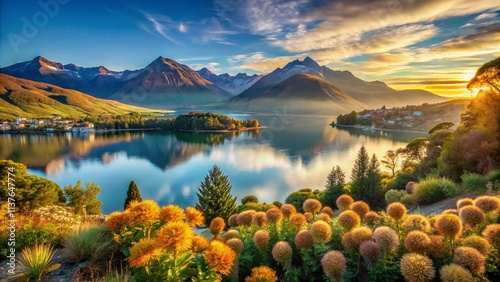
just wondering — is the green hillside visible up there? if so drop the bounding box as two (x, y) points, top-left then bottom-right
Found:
(0, 74), (156, 120)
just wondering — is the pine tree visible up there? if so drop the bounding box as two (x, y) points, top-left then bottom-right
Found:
(351, 146), (370, 202)
(322, 165), (345, 207)
(367, 154), (383, 208)
(64, 181), (102, 215)
(124, 180), (142, 210)
(196, 165), (237, 226)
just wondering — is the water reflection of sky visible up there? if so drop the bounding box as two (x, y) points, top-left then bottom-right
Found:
(2, 115), (425, 214)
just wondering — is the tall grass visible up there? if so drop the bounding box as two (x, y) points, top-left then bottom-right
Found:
(414, 177), (458, 205)
(461, 172), (488, 192)
(17, 243), (60, 281)
(64, 225), (117, 263)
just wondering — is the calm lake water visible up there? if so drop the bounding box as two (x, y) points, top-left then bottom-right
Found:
(0, 112), (425, 214)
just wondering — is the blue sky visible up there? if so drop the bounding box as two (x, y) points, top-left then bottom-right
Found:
(1, 0), (499, 97)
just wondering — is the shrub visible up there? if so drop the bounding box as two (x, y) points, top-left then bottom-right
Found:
(461, 172), (488, 191)
(413, 177), (458, 205)
(16, 224), (67, 250)
(486, 169), (500, 183)
(285, 190), (317, 212)
(64, 225), (117, 263)
(384, 189), (408, 205)
(17, 244), (61, 281)
(387, 172), (418, 190)
(242, 195), (259, 205)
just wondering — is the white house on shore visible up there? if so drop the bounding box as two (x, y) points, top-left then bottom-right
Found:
(72, 122), (95, 133)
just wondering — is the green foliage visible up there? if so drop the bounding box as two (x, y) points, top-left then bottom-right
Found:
(413, 177), (458, 205)
(124, 181), (142, 210)
(461, 172), (489, 192)
(64, 181), (102, 215)
(238, 202), (276, 212)
(64, 225), (117, 263)
(336, 111), (358, 125)
(196, 165), (238, 225)
(384, 189), (408, 204)
(322, 165), (345, 208)
(386, 172), (418, 190)
(367, 154), (384, 208)
(82, 112), (173, 130)
(172, 112), (258, 131)
(381, 150), (401, 177)
(272, 201), (283, 208)
(428, 121), (455, 134)
(17, 243), (61, 282)
(487, 169), (500, 183)
(285, 189), (317, 212)
(351, 146), (370, 201)
(0, 160), (65, 210)
(242, 195), (259, 205)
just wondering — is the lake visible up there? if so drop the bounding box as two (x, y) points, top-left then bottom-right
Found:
(0, 112), (425, 214)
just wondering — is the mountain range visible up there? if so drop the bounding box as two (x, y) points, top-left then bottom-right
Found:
(0, 56), (447, 114)
(0, 74), (150, 120)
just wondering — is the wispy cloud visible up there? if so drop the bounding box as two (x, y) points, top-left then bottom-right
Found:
(138, 11), (180, 45)
(228, 52), (307, 73)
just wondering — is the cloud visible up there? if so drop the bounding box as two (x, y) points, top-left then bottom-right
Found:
(140, 12), (180, 45)
(189, 62), (221, 72)
(178, 23), (187, 32)
(193, 17), (238, 45)
(227, 52), (307, 73)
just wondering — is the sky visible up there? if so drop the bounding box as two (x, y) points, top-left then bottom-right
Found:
(0, 0), (499, 98)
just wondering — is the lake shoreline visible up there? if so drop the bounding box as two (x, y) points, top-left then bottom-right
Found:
(332, 123), (428, 134)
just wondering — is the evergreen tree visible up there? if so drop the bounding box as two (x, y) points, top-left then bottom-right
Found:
(350, 146), (370, 202)
(64, 181), (102, 215)
(322, 166), (345, 207)
(367, 154), (384, 208)
(124, 180), (142, 210)
(196, 165), (237, 226)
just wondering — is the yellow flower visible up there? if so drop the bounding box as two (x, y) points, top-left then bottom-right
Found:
(105, 211), (131, 231)
(311, 221), (332, 244)
(402, 214), (431, 233)
(185, 207), (205, 227)
(205, 241), (236, 276)
(128, 200), (160, 225)
(192, 235), (210, 253)
(160, 205), (186, 223)
(128, 238), (163, 268)
(474, 196), (500, 213)
(156, 221), (193, 253)
(209, 217), (226, 236)
(245, 266), (278, 282)
(459, 235), (491, 256)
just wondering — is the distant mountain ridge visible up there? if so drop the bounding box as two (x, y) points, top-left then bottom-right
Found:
(229, 56), (446, 108)
(196, 67), (263, 95)
(0, 56), (232, 108)
(0, 74), (150, 120)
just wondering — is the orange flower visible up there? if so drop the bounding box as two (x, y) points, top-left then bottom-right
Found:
(192, 235), (210, 253)
(266, 208), (283, 224)
(404, 231), (431, 254)
(303, 199), (322, 214)
(280, 204), (297, 218)
(360, 240), (381, 263)
(364, 211), (381, 225)
(160, 205), (186, 223)
(386, 203), (407, 221)
(289, 213), (306, 228)
(352, 201), (370, 219)
(128, 200), (160, 225)
(128, 238), (163, 268)
(253, 211), (268, 227)
(105, 211), (131, 231)
(185, 207), (205, 227)
(320, 206), (334, 217)
(474, 196), (500, 213)
(237, 210), (256, 226)
(205, 241), (236, 276)
(452, 247), (485, 275)
(402, 214), (431, 233)
(436, 214), (462, 238)
(209, 217), (226, 236)
(482, 223), (500, 250)
(321, 251), (346, 280)
(373, 226), (399, 253)
(336, 194), (354, 211)
(222, 229), (241, 241)
(311, 221), (332, 243)
(156, 221), (193, 253)
(245, 266), (278, 282)
(338, 210), (361, 230)
(318, 213), (331, 223)
(400, 253), (435, 282)
(271, 241), (292, 264)
(253, 230), (270, 250)
(295, 230), (314, 249)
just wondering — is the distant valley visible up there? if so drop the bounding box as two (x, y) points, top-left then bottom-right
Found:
(1, 56), (448, 116)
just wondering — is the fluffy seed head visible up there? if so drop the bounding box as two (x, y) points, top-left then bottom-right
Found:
(442, 209), (458, 215)
(271, 241), (292, 263)
(460, 235), (491, 256)
(400, 253), (435, 282)
(482, 224), (500, 250)
(364, 211), (381, 226)
(350, 226), (373, 247)
(280, 204), (296, 218)
(474, 196), (500, 213)
(404, 231), (431, 254)
(440, 264), (473, 282)
(387, 203), (407, 221)
(294, 230), (314, 249)
(402, 214), (430, 232)
(321, 251), (346, 280)
(253, 229), (270, 250)
(336, 194), (354, 211)
(252, 211), (267, 227)
(457, 198), (474, 210)
(209, 217), (226, 236)
(342, 231), (357, 252)
(311, 220), (332, 243)
(303, 199), (322, 213)
(360, 240), (381, 263)
(205, 240), (236, 276)
(428, 235), (446, 259)
(452, 246), (485, 275)
(160, 205), (186, 223)
(228, 214), (238, 227)
(266, 208), (283, 223)
(459, 206), (486, 228)
(222, 229), (241, 241)
(226, 238), (244, 255)
(304, 212), (314, 223)
(337, 210), (361, 230)
(352, 201), (370, 219)
(318, 213), (331, 222)
(373, 226), (399, 253)
(245, 266), (278, 282)
(320, 206), (334, 217)
(289, 213), (307, 228)
(436, 214), (462, 238)
(406, 181), (416, 194)
(237, 210), (256, 226)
